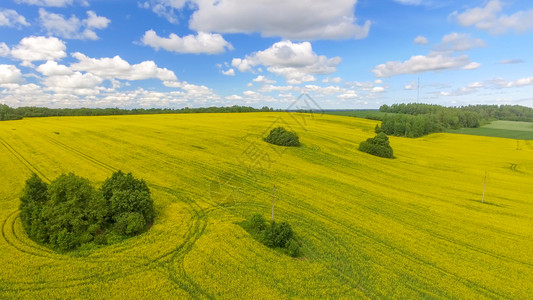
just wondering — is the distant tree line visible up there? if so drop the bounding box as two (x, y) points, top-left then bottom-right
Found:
(0, 104), (275, 121)
(376, 103), (533, 138)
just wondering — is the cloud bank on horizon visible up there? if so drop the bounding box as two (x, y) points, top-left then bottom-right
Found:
(1, 0), (533, 109)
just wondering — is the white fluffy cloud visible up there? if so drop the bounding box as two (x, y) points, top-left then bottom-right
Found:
(404, 82), (417, 90)
(437, 33), (485, 52)
(0, 65), (23, 84)
(10, 36), (67, 66)
(140, 0), (187, 24)
(440, 82), (485, 97)
(492, 76), (533, 88)
(0, 9), (30, 28)
(141, 30), (232, 54)
(36, 60), (73, 76)
(0, 43), (9, 57)
(144, 0), (370, 40)
(221, 69), (235, 76)
(39, 9), (110, 40)
(302, 84), (343, 95)
(0, 38), (231, 107)
(373, 52), (470, 77)
(232, 41), (341, 84)
(225, 95), (243, 101)
(462, 62), (481, 70)
(259, 84), (293, 93)
(15, 0), (81, 7)
(43, 72), (103, 95)
(337, 90), (358, 99)
(373, 32), (482, 77)
(71, 52), (177, 82)
(322, 77), (342, 84)
(441, 76), (533, 97)
(0, 84), (220, 109)
(413, 35), (428, 45)
(252, 75), (275, 84)
(453, 0), (533, 34)
(371, 86), (385, 93)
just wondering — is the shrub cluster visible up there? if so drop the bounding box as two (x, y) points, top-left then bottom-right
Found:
(359, 132), (394, 158)
(264, 127), (300, 147)
(246, 214), (301, 257)
(19, 171), (154, 251)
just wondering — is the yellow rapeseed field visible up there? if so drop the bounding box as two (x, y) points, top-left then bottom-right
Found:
(0, 112), (531, 298)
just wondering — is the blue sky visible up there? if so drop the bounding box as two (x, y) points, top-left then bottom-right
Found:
(1, 0), (533, 109)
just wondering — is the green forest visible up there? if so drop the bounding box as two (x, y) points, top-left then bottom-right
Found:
(376, 103), (533, 137)
(0, 104), (274, 121)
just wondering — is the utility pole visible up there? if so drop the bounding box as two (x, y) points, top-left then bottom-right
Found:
(271, 185), (276, 222)
(482, 171), (487, 203)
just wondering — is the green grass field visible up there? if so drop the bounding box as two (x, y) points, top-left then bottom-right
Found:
(0, 113), (532, 298)
(448, 120), (533, 140)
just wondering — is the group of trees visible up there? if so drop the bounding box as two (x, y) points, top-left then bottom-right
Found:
(376, 103), (533, 137)
(0, 104), (275, 121)
(378, 114), (444, 138)
(246, 214), (301, 257)
(19, 171), (154, 251)
(359, 132), (394, 158)
(264, 127), (301, 147)
(459, 104), (533, 122)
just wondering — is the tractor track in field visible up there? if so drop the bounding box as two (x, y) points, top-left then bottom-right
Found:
(207, 201), (373, 298)
(37, 133), (116, 173)
(216, 198), (513, 299)
(0, 137), (50, 182)
(0, 193), (207, 293)
(148, 184), (213, 299)
(285, 201), (515, 299)
(1, 134), (210, 296)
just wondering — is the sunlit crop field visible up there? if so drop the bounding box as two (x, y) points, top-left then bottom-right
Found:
(1, 112), (532, 298)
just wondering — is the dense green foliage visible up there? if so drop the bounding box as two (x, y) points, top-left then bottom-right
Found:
(323, 109), (388, 120)
(380, 103), (533, 122)
(0, 104), (274, 121)
(359, 132), (394, 158)
(376, 103), (533, 138)
(264, 127), (301, 147)
(244, 214), (301, 257)
(19, 171), (154, 251)
(377, 114), (445, 138)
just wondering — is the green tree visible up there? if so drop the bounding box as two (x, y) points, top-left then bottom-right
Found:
(374, 124), (383, 133)
(262, 221), (294, 248)
(44, 173), (105, 250)
(101, 170), (154, 224)
(19, 171), (155, 252)
(359, 133), (394, 158)
(264, 127), (300, 147)
(114, 212), (146, 236)
(248, 213), (266, 232)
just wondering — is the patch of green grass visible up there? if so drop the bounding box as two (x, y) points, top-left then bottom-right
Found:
(483, 120), (533, 131)
(447, 120), (533, 140)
